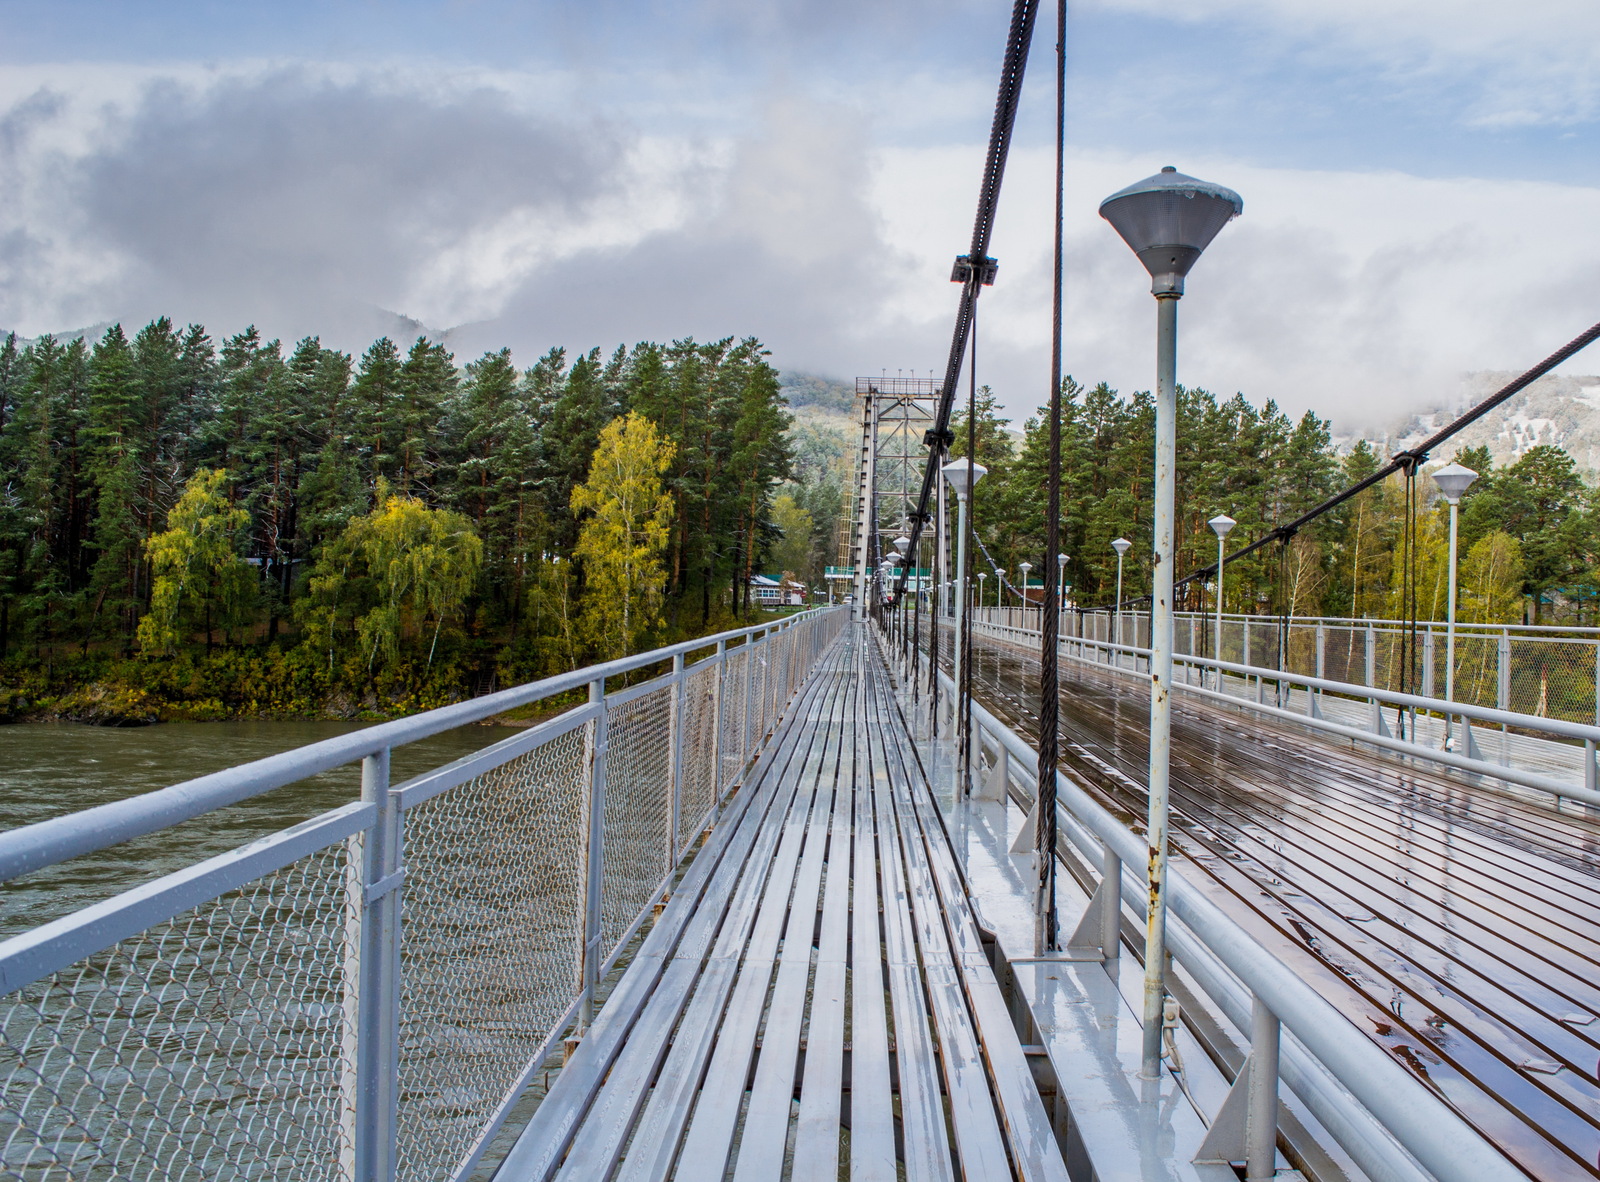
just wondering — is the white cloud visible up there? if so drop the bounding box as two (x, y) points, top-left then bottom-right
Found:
(880, 145), (1600, 428)
(1091, 0), (1600, 127)
(4, 60), (1599, 442)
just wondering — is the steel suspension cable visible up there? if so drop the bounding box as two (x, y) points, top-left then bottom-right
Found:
(961, 297), (979, 796)
(1099, 317), (1600, 612)
(1036, 0), (1067, 955)
(891, 0), (1040, 603)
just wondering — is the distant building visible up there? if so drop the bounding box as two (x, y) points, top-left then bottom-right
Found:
(750, 574), (807, 607)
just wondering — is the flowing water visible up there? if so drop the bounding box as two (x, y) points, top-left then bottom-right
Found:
(0, 718), (521, 937)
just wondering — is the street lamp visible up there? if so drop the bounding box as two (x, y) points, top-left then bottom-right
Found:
(1111, 537), (1131, 649)
(1102, 163), (1241, 1081)
(942, 459), (987, 755)
(1431, 462), (1478, 736)
(1209, 513), (1236, 686)
(1058, 552), (1069, 632)
(1018, 561), (1033, 626)
(977, 571), (987, 609)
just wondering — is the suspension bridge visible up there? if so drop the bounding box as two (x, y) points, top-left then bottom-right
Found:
(5, 0), (1600, 1178)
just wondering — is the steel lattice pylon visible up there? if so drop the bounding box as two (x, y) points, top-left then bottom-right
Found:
(839, 378), (942, 608)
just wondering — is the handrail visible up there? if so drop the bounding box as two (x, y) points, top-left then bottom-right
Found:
(975, 618), (1600, 808)
(924, 654), (1525, 1182)
(1046, 604), (1600, 639)
(0, 607), (840, 882)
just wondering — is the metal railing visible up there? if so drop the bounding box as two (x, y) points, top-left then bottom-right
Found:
(977, 604), (1600, 730)
(0, 607), (845, 1182)
(972, 616), (1600, 810)
(893, 638), (1524, 1182)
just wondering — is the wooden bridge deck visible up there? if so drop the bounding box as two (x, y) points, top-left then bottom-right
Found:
(497, 623), (1071, 1181)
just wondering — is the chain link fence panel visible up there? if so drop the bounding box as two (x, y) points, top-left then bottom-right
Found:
(598, 686), (675, 963)
(0, 844), (354, 1182)
(395, 724), (589, 1182)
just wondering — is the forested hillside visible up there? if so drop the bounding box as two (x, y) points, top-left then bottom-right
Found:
(950, 381), (1600, 627)
(0, 323), (804, 721)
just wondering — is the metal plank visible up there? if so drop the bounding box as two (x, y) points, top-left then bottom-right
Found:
(849, 637), (899, 1182)
(612, 653), (858, 1182)
(731, 757), (840, 1179)
(668, 733), (831, 1176)
(791, 684), (856, 1178)
(499, 643), (845, 1182)
(867, 725), (957, 1182)
(874, 644), (1074, 1182)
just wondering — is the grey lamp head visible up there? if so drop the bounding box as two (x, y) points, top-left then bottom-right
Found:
(1112, 537), (1132, 557)
(1057, 552), (1068, 567)
(1018, 561), (1032, 579)
(1431, 462), (1479, 505)
(894, 535), (911, 555)
(941, 458), (987, 498)
(1100, 166), (1242, 296)
(1208, 513), (1237, 539)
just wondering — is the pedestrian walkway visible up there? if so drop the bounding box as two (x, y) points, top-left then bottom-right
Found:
(496, 623), (1071, 1181)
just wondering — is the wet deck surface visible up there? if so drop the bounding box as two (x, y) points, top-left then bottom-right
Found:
(498, 624), (1070, 1182)
(941, 621), (1600, 1180)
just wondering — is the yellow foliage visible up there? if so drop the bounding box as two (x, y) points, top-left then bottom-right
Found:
(572, 413), (676, 660)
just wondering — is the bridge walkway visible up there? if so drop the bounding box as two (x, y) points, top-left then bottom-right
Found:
(496, 623), (1071, 1182)
(947, 621), (1600, 1181)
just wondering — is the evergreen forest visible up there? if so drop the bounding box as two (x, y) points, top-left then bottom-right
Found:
(0, 323), (820, 722)
(3, 315), (1595, 725)
(946, 381), (1600, 630)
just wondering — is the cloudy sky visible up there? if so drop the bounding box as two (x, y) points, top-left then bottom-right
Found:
(1, 0), (1597, 429)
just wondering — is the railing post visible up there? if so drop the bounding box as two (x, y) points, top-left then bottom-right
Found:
(1422, 629), (1436, 701)
(742, 633), (756, 763)
(1315, 621), (1325, 681)
(1365, 624), (1376, 688)
(1243, 616), (1251, 669)
(711, 639), (727, 802)
(1247, 996), (1281, 1182)
(669, 653), (685, 863)
(580, 678), (609, 1030)
(352, 746), (402, 1182)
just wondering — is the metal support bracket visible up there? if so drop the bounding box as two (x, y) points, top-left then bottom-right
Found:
(1065, 870), (1115, 960)
(976, 739), (1008, 802)
(364, 867), (407, 905)
(1010, 796), (1040, 855)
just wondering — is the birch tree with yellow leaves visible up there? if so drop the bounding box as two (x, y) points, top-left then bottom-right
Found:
(572, 413), (676, 660)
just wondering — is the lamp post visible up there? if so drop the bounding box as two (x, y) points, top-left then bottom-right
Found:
(1058, 552), (1068, 633)
(1431, 463), (1478, 739)
(1102, 164), (1241, 1080)
(1018, 561), (1033, 627)
(942, 460), (987, 771)
(977, 571), (987, 611)
(1111, 537), (1131, 650)
(1209, 514), (1236, 687)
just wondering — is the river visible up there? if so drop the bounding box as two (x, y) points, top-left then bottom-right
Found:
(0, 718), (522, 938)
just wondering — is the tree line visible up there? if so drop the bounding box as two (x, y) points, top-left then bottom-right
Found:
(945, 380), (1600, 626)
(0, 322), (801, 718)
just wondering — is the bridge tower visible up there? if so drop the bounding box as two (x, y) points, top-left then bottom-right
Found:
(842, 377), (943, 610)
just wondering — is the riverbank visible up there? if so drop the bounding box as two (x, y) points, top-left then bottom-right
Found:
(0, 646), (520, 726)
